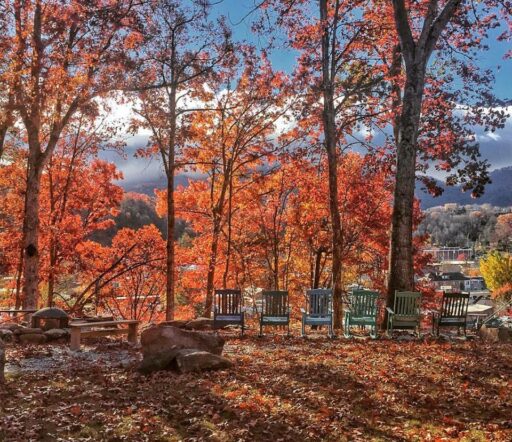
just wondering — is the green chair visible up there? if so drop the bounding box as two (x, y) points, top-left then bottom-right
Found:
(386, 291), (422, 338)
(344, 289), (379, 339)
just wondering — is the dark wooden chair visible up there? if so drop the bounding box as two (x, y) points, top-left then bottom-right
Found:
(344, 289), (379, 339)
(213, 289), (244, 336)
(386, 291), (422, 338)
(301, 289), (333, 338)
(259, 290), (290, 337)
(432, 291), (470, 337)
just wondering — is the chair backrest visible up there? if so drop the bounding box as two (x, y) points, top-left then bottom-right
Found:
(393, 291), (421, 316)
(214, 289), (242, 315)
(261, 291), (289, 317)
(350, 290), (379, 317)
(306, 289), (332, 316)
(440, 292), (469, 319)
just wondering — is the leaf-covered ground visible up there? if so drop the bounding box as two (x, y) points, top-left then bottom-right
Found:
(1, 334), (511, 441)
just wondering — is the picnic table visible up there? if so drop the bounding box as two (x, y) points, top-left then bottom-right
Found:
(69, 319), (140, 351)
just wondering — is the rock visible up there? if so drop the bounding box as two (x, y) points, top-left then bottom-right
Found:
(44, 329), (69, 341)
(139, 326), (225, 374)
(0, 329), (13, 343)
(479, 325), (512, 343)
(0, 323), (22, 332)
(174, 349), (232, 373)
(14, 327), (44, 335)
(18, 333), (47, 345)
(138, 350), (180, 374)
(185, 317), (214, 330)
(160, 320), (189, 328)
(141, 325), (225, 356)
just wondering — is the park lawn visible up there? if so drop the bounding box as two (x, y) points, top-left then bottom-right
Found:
(0, 335), (511, 441)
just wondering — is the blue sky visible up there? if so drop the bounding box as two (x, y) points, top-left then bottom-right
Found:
(108, 1), (512, 185)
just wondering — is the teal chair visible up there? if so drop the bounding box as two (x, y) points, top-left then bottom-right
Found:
(344, 289), (379, 339)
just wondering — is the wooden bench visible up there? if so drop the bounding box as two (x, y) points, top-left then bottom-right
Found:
(69, 320), (140, 351)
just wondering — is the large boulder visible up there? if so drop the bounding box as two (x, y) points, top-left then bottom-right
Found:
(479, 325), (512, 343)
(174, 349), (232, 373)
(44, 329), (69, 341)
(141, 325), (225, 356)
(160, 320), (189, 328)
(184, 318), (214, 331)
(139, 325), (225, 374)
(18, 333), (47, 345)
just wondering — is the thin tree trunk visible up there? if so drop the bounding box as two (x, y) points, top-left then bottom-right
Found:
(205, 216), (222, 317)
(320, 0), (344, 329)
(313, 249), (323, 289)
(166, 165), (175, 320)
(222, 174), (233, 287)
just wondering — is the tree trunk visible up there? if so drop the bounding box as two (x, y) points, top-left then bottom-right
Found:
(204, 216), (222, 318)
(320, 0), (344, 329)
(313, 249), (323, 289)
(326, 144), (344, 329)
(387, 70), (425, 306)
(47, 243), (56, 307)
(22, 158), (43, 310)
(165, 154), (175, 320)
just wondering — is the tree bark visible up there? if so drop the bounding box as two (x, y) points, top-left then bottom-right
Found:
(22, 154), (43, 310)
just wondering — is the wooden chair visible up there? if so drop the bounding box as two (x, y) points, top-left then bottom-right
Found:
(432, 291), (470, 337)
(259, 290), (290, 337)
(301, 289), (334, 338)
(344, 289), (379, 339)
(386, 291), (422, 338)
(213, 289), (244, 336)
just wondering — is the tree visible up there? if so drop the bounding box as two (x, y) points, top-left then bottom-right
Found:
(480, 251), (512, 301)
(130, 0), (231, 320)
(385, 0), (508, 304)
(267, 0), (387, 327)
(0, 128), (124, 308)
(8, 0), (142, 309)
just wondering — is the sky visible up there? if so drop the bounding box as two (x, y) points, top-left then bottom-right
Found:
(104, 1), (512, 186)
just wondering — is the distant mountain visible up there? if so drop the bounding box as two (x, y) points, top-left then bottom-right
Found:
(121, 167), (512, 209)
(417, 166), (512, 208)
(122, 174), (191, 196)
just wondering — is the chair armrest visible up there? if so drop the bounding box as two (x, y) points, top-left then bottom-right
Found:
(300, 308), (306, 314)
(386, 307), (394, 314)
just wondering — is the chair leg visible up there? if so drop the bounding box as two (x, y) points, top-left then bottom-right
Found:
(259, 321), (263, 338)
(301, 317), (306, 338)
(371, 324), (378, 340)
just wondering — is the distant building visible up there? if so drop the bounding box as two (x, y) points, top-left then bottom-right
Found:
(427, 272), (486, 293)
